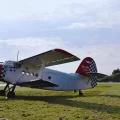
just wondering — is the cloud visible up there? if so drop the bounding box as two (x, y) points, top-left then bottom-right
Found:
(55, 0), (120, 29)
(0, 0), (119, 76)
(58, 22), (113, 30)
(0, 0), (120, 24)
(0, 37), (120, 75)
(0, 37), (63, 48)
(0, 37), (65, 61)
(0, 0), (120, 33)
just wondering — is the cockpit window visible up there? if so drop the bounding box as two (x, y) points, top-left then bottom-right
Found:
(3, 61), (21, 68)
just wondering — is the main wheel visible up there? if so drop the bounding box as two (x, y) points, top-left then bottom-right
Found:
(0, 90), (5, 96)
(7, 91), (15, 98)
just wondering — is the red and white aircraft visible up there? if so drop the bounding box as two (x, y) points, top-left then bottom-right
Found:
(0, 48), (106, 98)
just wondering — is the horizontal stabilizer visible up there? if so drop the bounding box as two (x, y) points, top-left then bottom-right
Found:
(79, 72), (108, 78)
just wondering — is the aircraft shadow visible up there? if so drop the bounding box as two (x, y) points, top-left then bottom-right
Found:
(8, 95), (120, 114)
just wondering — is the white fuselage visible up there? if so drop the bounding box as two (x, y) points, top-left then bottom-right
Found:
(3, 66), (92, 91)
(41, 68), (91, 90)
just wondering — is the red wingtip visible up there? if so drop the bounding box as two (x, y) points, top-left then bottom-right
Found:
(54, 48), (73, 56)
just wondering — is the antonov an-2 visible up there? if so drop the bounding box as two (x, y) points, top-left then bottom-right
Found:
(0, 48), (106, 98)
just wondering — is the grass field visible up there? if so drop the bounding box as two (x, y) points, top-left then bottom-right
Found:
(0, 82), (4, 84)
(0, 84), (120, 120)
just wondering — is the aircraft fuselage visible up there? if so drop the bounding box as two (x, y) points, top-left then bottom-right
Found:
(0, 61), (91, 91)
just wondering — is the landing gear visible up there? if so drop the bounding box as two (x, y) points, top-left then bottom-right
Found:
(0, 83), (16, 98)
(74, 90), (77, 93)
(0, 90), (5, 96)
(6, 84), (16, 98)
(74, 90), (83, 96)
(79, 90), (83, 96)
(7, 91), (15, 98)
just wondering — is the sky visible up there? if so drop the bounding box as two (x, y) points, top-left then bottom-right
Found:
(0, 0), (120, 75)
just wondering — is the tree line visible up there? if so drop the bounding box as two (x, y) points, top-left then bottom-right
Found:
(112, 68), (120, 75)
(99, 68), (120, 82)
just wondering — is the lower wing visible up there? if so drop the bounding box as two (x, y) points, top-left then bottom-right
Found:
(16, 79), (58, 88)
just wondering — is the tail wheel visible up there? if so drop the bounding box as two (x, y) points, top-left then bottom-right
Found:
(79, 90), (83, 96)
(74, 90), (77, 93)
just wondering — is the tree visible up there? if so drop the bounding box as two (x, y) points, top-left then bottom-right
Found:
(112, 68), (120, 75)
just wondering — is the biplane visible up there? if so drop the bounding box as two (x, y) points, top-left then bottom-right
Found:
(0, 48), (106, 98)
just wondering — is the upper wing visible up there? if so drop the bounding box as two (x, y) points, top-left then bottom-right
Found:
(19, 48), (80, 67)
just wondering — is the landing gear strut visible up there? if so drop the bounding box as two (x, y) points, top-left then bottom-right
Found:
(79, 90), (83, 96)
(74, 90), (83, 96)
(0, 83), (16, 98)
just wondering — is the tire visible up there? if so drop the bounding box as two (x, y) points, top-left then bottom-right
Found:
(7, 91), (15, 98)
(0, 90), (5, 96)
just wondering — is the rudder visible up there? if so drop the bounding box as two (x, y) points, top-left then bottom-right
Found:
(76, 57), (98, 88)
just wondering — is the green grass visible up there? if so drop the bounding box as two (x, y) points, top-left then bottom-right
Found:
(0, 84), (120, 120)
(0, 82), (4, 84)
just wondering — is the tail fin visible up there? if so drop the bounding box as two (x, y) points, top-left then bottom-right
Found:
(76, 57), (98, 88)
(76, 57), (97, 74)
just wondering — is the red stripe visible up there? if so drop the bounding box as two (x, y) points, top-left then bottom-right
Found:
(54, 48), (73, 56)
